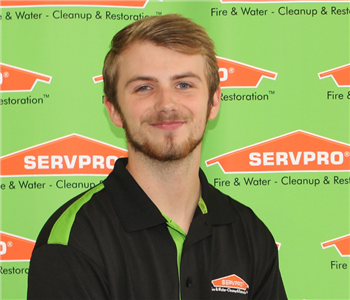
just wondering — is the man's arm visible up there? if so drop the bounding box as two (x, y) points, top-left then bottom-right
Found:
(28, 244), (109, 300)
(252, 248), (287, 299)
(248, 214), (288, 299)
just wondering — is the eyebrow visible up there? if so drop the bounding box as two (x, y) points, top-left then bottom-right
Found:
(124, 72), (202, 88)
(172, 72), (202, 81)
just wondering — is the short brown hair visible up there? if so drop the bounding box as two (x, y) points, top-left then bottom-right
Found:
(103, 14), (219, 112)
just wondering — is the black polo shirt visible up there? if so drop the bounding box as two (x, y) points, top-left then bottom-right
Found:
(28, 158), (287, 299)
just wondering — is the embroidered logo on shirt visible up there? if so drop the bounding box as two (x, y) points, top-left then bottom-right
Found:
(211, 274), (249, 295)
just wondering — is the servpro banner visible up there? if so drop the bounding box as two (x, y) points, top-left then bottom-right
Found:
(0, 1), (349, 299)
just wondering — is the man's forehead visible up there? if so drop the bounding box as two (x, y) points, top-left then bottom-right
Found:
(117, 41), (206, 80)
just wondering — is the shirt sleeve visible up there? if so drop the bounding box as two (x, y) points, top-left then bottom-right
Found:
(249, 216), (288, 300)
(252, 248), (288, 299)
(27, 244), (110, 300)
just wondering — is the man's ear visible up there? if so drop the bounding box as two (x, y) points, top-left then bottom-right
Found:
(208, 87), (221, 121)
(104, 97), (123, 128)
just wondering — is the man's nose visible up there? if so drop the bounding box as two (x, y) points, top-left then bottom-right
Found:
(154, 88), (178, 113)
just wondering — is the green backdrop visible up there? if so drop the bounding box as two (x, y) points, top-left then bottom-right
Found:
(1, 0), (349, 299)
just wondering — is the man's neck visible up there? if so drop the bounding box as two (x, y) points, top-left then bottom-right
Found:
(126, 147), (202, 234)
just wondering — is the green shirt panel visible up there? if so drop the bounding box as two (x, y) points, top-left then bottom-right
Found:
(48, 184), (105, 245)
(162, 197), (208, 273)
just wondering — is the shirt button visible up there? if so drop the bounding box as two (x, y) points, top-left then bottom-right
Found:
(186, 277), (193, 287)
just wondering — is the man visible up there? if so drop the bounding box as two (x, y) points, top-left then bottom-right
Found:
(28, 14), (287, 299)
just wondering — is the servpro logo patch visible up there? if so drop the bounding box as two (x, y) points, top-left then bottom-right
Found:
(0, 232), (35, 262)
(321, 234), (350, 257)
(318, 64), (350, 87)
(206, 130), (350, 173)
(92, 57), (277, 89)
(212, 274), (249, 295)
(0, 134), (128, 177)
(0, 63), (52, 92)
(0, 0), (148, 8)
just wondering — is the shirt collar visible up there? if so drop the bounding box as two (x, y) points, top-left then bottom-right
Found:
(198, 168), (236, 226)
(104, 158), (235, 232)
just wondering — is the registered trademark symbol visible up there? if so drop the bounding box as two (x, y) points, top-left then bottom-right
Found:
(4, 72), (9, 78)
(229, 67), (234, 74)
(345, 151), (350, 157)
(7, 241), (13, 247)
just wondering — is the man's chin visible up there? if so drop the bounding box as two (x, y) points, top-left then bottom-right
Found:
(129, 139), (202, 162)
(133, 145), (191, 162)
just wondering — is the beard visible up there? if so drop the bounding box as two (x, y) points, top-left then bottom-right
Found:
(121, 111), (205, 162)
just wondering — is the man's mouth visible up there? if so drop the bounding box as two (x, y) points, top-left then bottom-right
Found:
(151, 120), (185, 130)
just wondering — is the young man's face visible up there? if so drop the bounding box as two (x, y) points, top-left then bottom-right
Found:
(105, 41), (220, 161)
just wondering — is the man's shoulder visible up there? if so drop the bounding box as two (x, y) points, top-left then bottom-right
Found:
(206, 183), (256, 221)
(200, 169), (259, 225)
(207, 183), (274, 242)
(34, 183), (108, 249)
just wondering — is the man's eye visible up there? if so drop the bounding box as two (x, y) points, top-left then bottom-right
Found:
(136, 85), (150, 92)
(177, 82), (191, 89)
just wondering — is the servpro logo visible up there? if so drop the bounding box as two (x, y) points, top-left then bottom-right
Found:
(0, 63), (52, 92)
(93, 75), (103, 84)
(206, 130), (350, 173)
(319, 64), (350, 87)
(212, 274), (249, 295)
(321, 234), (350, 257)
(217, 57), (277, 88)
(92, 57), (277, 89)
(0, 134), (128, 177)
(0, 0), (148, 8)
(0, 232), (35, 262)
